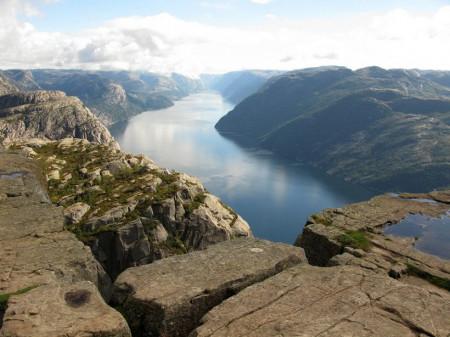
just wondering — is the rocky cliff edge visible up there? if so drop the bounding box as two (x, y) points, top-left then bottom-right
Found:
(0, 90), (118, 148)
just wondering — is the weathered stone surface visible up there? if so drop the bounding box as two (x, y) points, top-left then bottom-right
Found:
(192, 265), (450, 337)
(1, 281), (131, 337)
(89, 219), (153, 280)
(0, 149), (128, 336)
(113, 238), (307, 337)
(298, 192), (450, 290)
(9, 138), (252, 281)
(0, 90), (118, 148)
(106, 160), (131, 175)
(63, 202), (91, 224)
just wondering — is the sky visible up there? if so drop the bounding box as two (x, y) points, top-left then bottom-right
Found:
(1, 0), (450, 75)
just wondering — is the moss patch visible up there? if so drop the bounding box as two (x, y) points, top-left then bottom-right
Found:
(405, 263), (450, 291)
(311, 214), (333, 226)
(336, 230), (371, 252)
(0, 285), (40, 311)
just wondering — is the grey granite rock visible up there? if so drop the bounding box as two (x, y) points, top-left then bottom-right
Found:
(0, 91), (118, 148)
(0, 149), (128, 336)
(192, 264), (450, 337)
(297, 192), (450, 291)
(113, 238), (307, 337)
(1, 281), (131, 337)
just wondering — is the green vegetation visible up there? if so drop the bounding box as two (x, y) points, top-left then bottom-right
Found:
(114, 306), (131, 325)
(311, 214), (333, 226)
(405, 263), (450, 291)
(219, 199), (238, 226)
(162, 236), (188, 255)
(25, 141), (184, 243)
(0, 285), (39, 311)
(216, 67), (450, 192)
(183, 193), (207, 215)
(336, 230), (371, 252)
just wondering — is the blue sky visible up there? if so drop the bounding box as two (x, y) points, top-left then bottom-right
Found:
(2, 0), (450, 74)
(24, 0), (448, 31)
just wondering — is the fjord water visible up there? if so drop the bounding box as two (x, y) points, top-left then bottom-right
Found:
(110, 92), (374, 243)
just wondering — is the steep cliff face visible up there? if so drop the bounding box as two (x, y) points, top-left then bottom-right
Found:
(0, 90), (118, 148)
(9, 138), (252, 280)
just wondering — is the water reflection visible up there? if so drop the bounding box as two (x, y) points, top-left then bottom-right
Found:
(384, 213), (450, 260)
(110, 92), (375, 243)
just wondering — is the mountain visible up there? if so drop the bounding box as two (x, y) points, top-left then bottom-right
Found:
(0, 69), (204, 125)
(0, 69), (40, 91)
(0, 90), (117, 147)
(417, 69), (450, 89)
(216, 66), (450, 192)
(0, 75), (19, 96)
(201, 70), (283, 104)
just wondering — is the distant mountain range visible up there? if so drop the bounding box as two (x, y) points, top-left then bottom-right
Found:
(0, 69), (281, 125)
(216, 66), (450, 192)
(201, 70), (283, 104)
(0, 69), (204, 125)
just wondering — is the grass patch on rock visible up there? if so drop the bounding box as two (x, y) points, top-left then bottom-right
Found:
(311, 214), (333, 226)
(405, 263), (450, 291)
(336, 230), (371, 252)
(0, 285), (40, 311)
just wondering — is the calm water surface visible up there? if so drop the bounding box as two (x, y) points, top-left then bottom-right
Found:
(110, 92), (375, 243)
(384, 213), (450, 260)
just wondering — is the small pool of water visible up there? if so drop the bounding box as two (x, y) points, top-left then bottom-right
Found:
(383, 213), (450, 260)
(389, 193), (438, 205)
(0, 172), (25, 179)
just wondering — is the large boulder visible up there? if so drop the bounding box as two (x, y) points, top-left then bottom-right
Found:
(113, 238), (307, 336)
(191, 264), (450, 337)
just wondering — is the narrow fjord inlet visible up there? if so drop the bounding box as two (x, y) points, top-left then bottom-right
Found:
(110, 92), (375, 243)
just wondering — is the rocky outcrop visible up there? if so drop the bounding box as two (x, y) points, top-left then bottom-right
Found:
(0, 76), (18, 96)
(0, 149), (130, 336)
(8, 138), (252, 281)
(191, 264), (450, 337)
(297, 192), (450, 290)
(113, 238), (307, 336)
(0, 90), (118, 148)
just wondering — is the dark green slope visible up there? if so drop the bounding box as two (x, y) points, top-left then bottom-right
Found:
(216, 67), (450, 192)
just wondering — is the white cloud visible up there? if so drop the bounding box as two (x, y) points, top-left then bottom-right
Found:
(0, 1), (450, 73)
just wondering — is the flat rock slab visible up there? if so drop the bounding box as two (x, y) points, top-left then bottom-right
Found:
(113, 238), (307, 336)
(298, 192), (450, 290)
(0, 231), (102, 294)
(1, 281), (131, 337)
(0, 150), (129, 336)
(192, 264), (450, 337)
